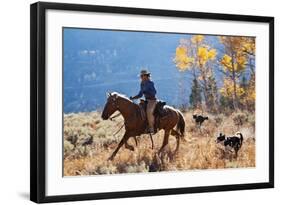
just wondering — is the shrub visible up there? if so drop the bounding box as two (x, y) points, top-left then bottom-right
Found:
(64, 140), (74, 157)
(231, 112), (248, 127)
(123, 161), (148, 173)
(214, 114), (224, 125)
(95, 164), (117, 175)
(248, 113), (255, 128)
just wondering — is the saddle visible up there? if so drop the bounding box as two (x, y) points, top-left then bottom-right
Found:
(138, 99), (167, 131)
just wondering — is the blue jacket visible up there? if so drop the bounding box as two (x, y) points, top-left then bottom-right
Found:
(135, 80), (157, 100)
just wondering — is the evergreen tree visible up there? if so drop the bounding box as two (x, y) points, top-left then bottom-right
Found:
(206, 74), (219, 113)
(189, 78), (202, 109)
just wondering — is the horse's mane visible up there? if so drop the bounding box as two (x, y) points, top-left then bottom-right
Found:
(111, 92), (140, 110)
(111, 92), (132, 102)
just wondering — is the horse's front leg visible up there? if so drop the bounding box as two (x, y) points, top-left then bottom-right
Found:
(108, 132), (129, 161)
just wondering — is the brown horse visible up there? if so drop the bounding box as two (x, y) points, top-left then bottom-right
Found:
(101, 92), (185, 160)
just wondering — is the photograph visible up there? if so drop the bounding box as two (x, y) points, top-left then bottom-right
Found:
(63, 28), (256, 176)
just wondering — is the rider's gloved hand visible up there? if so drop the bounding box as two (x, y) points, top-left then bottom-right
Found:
(129, 96), (134, 100)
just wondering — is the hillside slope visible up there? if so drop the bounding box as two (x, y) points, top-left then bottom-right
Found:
(63, 111), (255, 176)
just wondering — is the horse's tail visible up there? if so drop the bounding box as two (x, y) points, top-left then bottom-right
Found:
(176, 110), (185, 138)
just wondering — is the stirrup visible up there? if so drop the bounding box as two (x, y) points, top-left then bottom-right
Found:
(147, 127), (155, 135)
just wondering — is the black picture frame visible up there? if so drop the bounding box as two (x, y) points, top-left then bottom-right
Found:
(30, 1), (274, 203)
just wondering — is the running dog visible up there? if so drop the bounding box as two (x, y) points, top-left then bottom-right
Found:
(216, 132), (244, 158)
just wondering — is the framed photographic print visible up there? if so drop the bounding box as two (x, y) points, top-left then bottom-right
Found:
(30, 2), (274, 203)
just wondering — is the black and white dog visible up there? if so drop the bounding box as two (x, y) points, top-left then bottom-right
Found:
(216, 132), (244, 158)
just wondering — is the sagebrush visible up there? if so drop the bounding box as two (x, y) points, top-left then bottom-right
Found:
(63, 111), (255, 176)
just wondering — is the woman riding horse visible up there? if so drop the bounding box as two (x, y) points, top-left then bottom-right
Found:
(101, 91), (186, 161)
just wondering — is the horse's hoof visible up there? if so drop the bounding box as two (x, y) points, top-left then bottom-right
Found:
(125, 145), (134, 151)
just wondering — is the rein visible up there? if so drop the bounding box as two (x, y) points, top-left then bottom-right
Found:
(109, 112), (121, 121)
(109, 112), (124, 136)
(106, 112), (123, 136)
(111, 112), (137, 137)
(113, 124), (125, 136)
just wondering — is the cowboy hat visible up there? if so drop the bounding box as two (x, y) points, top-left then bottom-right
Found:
(139, 69), (151, 76)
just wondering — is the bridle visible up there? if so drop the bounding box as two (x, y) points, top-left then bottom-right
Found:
(109, 96), (136, 122)
(106, 93), (138, 124)
(110, 95), (119, 109)
(104, 95), (120, 120)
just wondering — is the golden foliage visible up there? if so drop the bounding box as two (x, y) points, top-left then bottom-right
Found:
(236, 53), (247, 68)
(247, 87), (256, 102)
(208, 48), (217, 60)
(174, 35), (220, 111)
(241, 75), (256, 107)
(191, 35), (204, 44)
(174, 35), (217, 71)
(218, 36), (256, 109)
(219, 36), (255, 73)
(243, 37), (256, 56)
(173, 34), (256, 112)
(174, 46), (194, 71)
(197, 47), (217, 67)
(220, 53), (247, 72)
(220, 78), (245, 98)
(220, 54), (232, 69)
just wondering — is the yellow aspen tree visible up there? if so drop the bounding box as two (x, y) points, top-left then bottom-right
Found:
(219, 36), (250, 110)
(174, 45), (195, 109)
(174, 38), (200, 109)
(174, 35), (218, 112)
(196, 45), (218, 112)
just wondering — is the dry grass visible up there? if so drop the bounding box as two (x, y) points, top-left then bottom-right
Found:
(63, 111), (255, 176)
